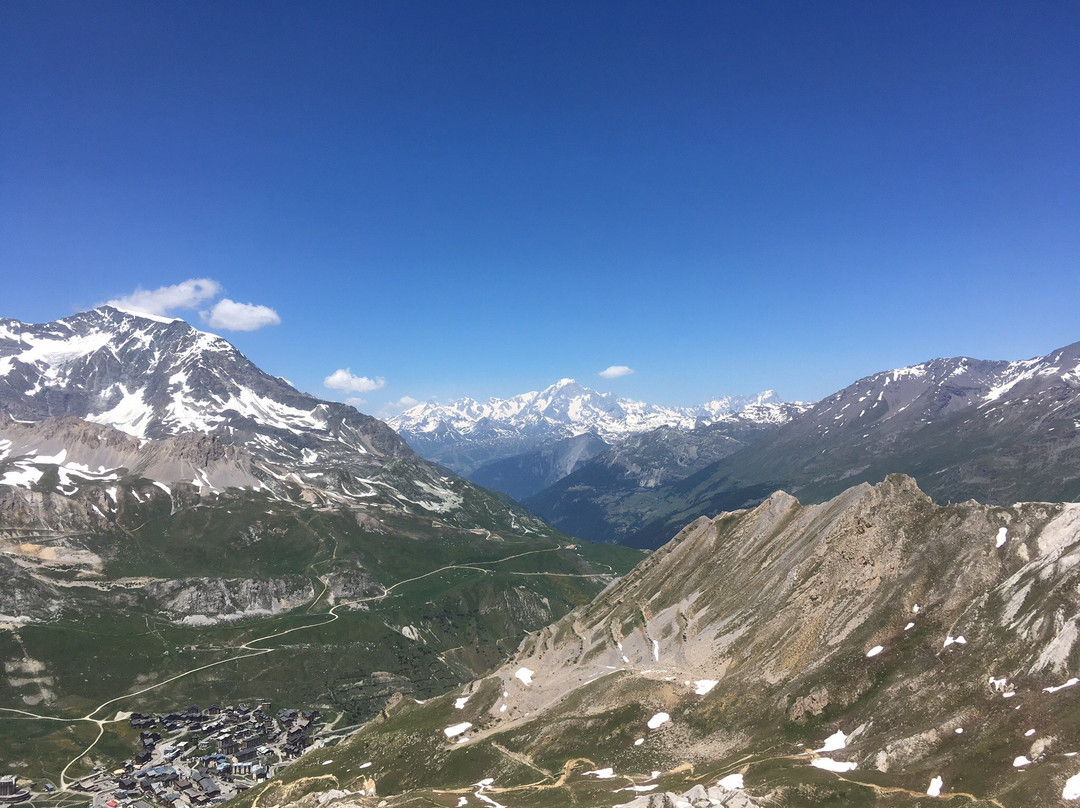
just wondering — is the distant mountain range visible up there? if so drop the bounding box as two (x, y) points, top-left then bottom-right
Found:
(523, 408), (803, 542)
(525, 341), (1080, 547)
(387, 378), (804, 479)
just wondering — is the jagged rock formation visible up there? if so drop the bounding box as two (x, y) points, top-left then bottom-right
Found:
(617, 784), (763, 808)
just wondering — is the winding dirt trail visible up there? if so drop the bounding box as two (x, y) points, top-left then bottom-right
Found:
(0, 544), (568, 792)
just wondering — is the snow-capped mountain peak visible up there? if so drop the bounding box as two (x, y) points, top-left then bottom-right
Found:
(0, 306), (409, 469)
(388, 379), (806, 475)
(0, 306), (558, 533)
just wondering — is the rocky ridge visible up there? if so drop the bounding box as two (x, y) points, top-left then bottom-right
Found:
(287, 475), (1080, 806)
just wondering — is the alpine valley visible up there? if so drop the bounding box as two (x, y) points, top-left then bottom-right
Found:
(0, 308), (643, 791)
(4, 308), (1080, 808)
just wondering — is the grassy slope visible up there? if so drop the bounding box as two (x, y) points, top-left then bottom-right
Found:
(0, 480), (645, 786)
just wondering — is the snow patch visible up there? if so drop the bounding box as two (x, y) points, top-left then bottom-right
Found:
(0, 465), (44, 488)
(1064, 773), (1080, 800)
(996, 527), (1008, 548)
(811, 758), (857, 772)
(814, 730), (848, 753)
(87, 385), (153, 438)
(443, 722), (472, 738)
(717, 773), (744, 790)
(866, 645), (883, 658)
(647, 712), (670, 730)
(927, 776), (943, 797)
(693, 679), (718, 695)
(515, 667), (534, 686)
(1044, 677), (1079, 693)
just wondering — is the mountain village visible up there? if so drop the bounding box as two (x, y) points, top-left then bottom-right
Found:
(1, 701), (340, 808)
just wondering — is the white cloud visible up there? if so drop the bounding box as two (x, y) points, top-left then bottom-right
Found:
(377, 396), (420, 419)
(106, 278), (280, 332)
(203, 299), (282, 331)
(598, 365), (634, 379)
(324, 369), (387, 393)
(107, 278), (221, 316)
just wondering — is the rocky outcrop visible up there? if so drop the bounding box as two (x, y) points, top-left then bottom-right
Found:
(394, 475), (1080, 804)
(145, 576), (315, 624)
(0, 555), (62, 623)
(322, 565), (381, 602)
(617, 784), (763, 808)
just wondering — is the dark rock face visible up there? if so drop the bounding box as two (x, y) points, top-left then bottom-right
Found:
(469, 432), (611, 500)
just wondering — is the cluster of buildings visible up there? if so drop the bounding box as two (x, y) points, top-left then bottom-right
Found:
(73, 701), (321, 808)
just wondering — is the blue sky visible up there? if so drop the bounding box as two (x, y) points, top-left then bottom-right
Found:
(3, 1), (1078, 414)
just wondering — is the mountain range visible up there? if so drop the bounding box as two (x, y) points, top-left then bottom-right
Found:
(0, 306), (541, 532)
(526, 341), (1080, 548)
(4, 305), (1080, 807)
(387, 379), (800, 476)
